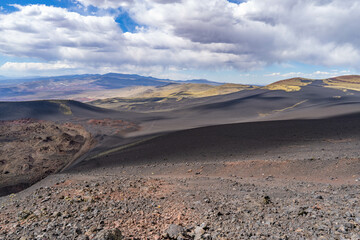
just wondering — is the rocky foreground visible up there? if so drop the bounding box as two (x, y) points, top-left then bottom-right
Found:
(1, 162), (360, 240)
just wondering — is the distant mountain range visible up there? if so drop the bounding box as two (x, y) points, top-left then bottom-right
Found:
(0, 73), (224, 101)
(0, 73), (222, 86)
(1, 73), (360, 103)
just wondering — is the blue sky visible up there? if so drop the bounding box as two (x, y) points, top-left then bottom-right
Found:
(0, 0), (358, 84)
(0, 0), (73, 12)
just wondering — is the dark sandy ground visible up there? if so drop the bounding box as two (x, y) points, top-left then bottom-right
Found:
(73, 113), (360, 172)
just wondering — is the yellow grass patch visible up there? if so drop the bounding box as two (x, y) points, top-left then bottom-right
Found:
(258, 100), (308, 117)
(264, 78), (312, 92)
(324, 75), (360, 91)
(132, 83), (254, 99)
(49, 100), (72, 115)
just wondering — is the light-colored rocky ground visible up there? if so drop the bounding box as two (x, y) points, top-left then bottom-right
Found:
(1, 160), (360, 240)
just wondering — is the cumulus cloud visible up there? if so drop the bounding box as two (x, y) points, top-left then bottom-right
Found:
(266, 69), (351, 80)
(121, 0), (360, 67)
(0, 0), (360, 77)
(264, 73), (281, 77)
(71, 0), (360, 69)
(0, 62), (74, 71)
(75, 0), (135, 8)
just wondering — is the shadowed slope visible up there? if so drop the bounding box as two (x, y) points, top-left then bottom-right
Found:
(71, 112), (360, 172)
(0, 100), (115, 121)
(126, 81), (360, 135)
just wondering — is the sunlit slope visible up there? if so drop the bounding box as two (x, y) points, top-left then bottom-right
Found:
(264, 75), (360, 92)
(90, 83), (256, 111)
(263, 78), (313, 92)
(323, 75), (360, 91)
(91, 76), (360, 113)
(126, 83), (254, 99)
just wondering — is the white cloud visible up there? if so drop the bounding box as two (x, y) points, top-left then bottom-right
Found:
(0, 5), (124, 62)
(264, 73), (281, 77)
(281, 72), (304, 78)
(313, 71), (330, 75)
(73, 0), (360, 69)
(75, 0), (135, 8)
(0, 61), (83, 77)
(275, 69), (354, 80)
(0, 62), (74, 71)
(1, 1), (360, 77)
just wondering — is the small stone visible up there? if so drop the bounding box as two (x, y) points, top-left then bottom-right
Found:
(200, 222), (208, 229)
(265, 175), (274, 181)
(337, 225), (348, 233)
(33, 210), (41, 217)
(95, 228), (123, 240)
(194, 226), (205, 240)
(298, 207), (308, 216)
(165, 224), (184, 239)
(53, 211), (62, 217)
(82, 206), (92, 212)
(75, 227), (82, 235)
(262, 196), (272, 205)
(18, 210), (32, 220)
(316, 195), (323, 200)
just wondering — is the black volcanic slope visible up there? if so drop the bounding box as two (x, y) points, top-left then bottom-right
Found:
(186, 81), (357, 118)
(92, 80), (360, 119)
(188, 80), (360, 120)
(65, 80), (360, 172)
(71, 112), (360, 172)
(0, 100), (144, 122)
(119, 81), (360, 136)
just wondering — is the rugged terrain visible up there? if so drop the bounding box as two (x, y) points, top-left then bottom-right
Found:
(0, 119), (93, 197)
(1, 159), (360, 239)
(1, 75), (360, 239)
(2, 113), (360, 239)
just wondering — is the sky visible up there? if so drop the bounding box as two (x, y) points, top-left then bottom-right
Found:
(0, 0), (359, 85)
